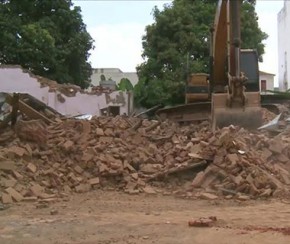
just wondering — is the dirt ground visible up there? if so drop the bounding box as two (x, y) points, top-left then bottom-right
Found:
(1, 191), (290, 244)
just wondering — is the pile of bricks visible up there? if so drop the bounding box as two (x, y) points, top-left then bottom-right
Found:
(0, 116), (290, 204)
(192, 126), (290, 199)
(261, 108), (277, 123)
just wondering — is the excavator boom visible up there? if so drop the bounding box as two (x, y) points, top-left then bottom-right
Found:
(211, 0), (262, 130)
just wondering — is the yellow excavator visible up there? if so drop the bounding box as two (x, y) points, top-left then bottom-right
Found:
(157, 0), (264, 130)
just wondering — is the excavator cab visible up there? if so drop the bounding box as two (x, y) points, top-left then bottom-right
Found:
(211, 0), (262, 130)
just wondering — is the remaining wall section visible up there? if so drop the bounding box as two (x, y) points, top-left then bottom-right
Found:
(0, 66), (133, 117)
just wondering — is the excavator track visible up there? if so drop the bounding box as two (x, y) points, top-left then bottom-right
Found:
(156, 101), (282, 125)
(156, 102), (211, 123)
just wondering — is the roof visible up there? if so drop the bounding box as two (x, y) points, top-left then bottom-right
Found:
(259, 70), (275, 76)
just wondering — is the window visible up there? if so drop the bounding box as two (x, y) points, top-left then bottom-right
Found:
(100, 106), (120, 116)
(108, 106), (120, 116)
(261, 80), (266, 91)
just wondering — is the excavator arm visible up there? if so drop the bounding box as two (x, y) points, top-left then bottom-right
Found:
(212, 0), (228, 89)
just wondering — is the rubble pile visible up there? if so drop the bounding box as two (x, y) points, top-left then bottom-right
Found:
(0, 117), (207, 203)
(91, 85), (114, 94)
(261, 108), (277, 123)
(192, 126), (290, 199)
(0, 116), (290, 204)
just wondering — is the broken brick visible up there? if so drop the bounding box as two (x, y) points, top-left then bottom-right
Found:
(22, 196), (38, 202)
(131, 173), (138, 180)
(96, 128), (104, 136)
(89, 177), (100, 185)
(1, 193), (13, 204)
(200, 192), (218, 200)
(30, 184), (44, 197)
(62, 140), (74, 150)
(143, 186), (156, 194)
(227, 154), (239, 164)
(0, 161), (15, 171)
(2, 179), (17, 188)
(75, 183), (91, 193)
(8, 146), (27, 157)
(27, 163), (37, 173)
(74, 165), (84, 174)
(188, 216), (217, 227)
(12, 170), (23, 180)
(268, 139), (286, 154)
(5, 187), (23, 202)
(99, 136), (113, 144)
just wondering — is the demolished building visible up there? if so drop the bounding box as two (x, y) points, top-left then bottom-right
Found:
(0, 65), (134, 117)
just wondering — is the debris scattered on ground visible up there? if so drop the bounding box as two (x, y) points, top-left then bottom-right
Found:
(243, 226), (290, 236)
(188, 216), (217, 227)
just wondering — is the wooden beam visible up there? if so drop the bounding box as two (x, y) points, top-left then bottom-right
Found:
(6, 94), (52, 124)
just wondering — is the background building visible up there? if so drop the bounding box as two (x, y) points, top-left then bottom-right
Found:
(278, 0), (290, 91)
(259, 71), (275, 94)
(90, 68), (138, 87)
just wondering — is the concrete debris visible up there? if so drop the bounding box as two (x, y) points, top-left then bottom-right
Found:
(1, 115), (290, 204)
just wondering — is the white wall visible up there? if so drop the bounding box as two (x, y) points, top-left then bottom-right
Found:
(0, 66), (133, 117)
(260, 73), (275, 94)
(278, 1), (290, 91)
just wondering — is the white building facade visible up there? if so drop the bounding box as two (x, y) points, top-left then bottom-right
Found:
(259, 71), (275, 94)
(278, 1), (290, 91)
(90, 68), (138, 87)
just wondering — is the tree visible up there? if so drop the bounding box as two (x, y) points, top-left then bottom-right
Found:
(136, 0), (268, 108)
(117, 78), (134, 91)
(0, 0), (94, 88)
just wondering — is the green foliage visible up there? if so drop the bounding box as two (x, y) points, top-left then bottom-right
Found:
(136, 0), (268, 108)
(117, 78), (134, 91)
(266, 89), (290, 97)
(240, 1), (268, 62)
(0, 0), (93, 88)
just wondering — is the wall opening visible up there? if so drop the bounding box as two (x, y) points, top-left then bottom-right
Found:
(108, 106), (120, 116)
(261, 80), (266, 91)
(100, 106), (120, 116)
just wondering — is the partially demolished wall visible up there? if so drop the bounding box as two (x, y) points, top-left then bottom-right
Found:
(0, 66), (133, 117)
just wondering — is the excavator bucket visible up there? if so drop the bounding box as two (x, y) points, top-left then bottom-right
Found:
(211, 92), (262, 130)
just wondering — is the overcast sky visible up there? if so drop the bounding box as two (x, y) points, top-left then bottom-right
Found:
(72, 0), (284, 84)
